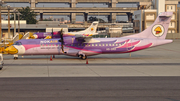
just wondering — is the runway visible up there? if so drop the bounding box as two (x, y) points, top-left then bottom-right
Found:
(0, 77), (180, 101)
(0, 40), (180, 101)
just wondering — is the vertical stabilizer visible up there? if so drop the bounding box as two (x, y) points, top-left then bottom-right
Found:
(79, 21), (99, 34)
(126, 12), (173, 39)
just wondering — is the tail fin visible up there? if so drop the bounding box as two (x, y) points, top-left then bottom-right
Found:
(79, 21), (99, 34)
(126, 12), (173, 39)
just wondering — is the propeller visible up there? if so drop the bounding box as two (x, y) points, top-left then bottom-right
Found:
(59, 28), (64, 53)
(51, 28), (53, 39)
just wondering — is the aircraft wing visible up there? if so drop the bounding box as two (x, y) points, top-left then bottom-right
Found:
(74, 36), (92, 42)
(74, 36), (100, 43)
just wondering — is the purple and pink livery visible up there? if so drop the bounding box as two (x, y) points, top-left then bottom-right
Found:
(5, 12), (173, 59)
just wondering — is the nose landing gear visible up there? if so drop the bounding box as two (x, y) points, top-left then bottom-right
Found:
(14, 55), (18, 60)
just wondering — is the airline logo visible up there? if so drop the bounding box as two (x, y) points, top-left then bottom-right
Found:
(91, 28), (94, 31)
(152, 24), (164, 37)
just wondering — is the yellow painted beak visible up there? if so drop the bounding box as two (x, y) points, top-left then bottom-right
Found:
(5, 46), (18, 54)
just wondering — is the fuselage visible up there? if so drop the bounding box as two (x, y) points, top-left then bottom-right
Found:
(6, 37), (173, 57)
(33, 31), (95, 39)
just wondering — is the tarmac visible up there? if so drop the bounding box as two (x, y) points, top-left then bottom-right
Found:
(0, 39), (180, 77)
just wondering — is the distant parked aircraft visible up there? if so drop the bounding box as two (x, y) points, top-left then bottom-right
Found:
(5, 12), (173, 60)
(28, 21), (99, 39)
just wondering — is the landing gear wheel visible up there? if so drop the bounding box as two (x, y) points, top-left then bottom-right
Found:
(81, 55), (87, 60)
(78, 55), (82, 58)
(14, 57), (18, 60)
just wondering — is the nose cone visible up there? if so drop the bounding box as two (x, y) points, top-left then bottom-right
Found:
(5, 46), (18, 54)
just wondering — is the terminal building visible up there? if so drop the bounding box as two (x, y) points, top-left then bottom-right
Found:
(134, 0), (179, 33)
(1, 0), (180, 39)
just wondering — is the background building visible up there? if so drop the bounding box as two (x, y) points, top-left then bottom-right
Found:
(134, 0), (178, 33)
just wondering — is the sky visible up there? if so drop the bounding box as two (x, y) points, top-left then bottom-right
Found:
(2, 2), (180, 22)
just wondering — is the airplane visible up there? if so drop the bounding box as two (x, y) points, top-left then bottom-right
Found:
(28, 21), (99, 39)
(5, 12), (173, 60)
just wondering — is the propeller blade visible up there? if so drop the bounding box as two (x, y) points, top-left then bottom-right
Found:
(51, 28), (53, 38)
(59, 28), (64, 53)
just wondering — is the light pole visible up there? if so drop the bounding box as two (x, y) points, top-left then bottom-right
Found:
(0, 0), (5, 42)
(13, 9), (17, 37)
(17, 12), (21, 34)
(7, 5), (11, 39)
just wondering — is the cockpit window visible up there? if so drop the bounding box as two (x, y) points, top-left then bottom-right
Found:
(13, 42), (22, 45)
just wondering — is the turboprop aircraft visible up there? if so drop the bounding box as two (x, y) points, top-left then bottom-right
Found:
(5, 12), (173, 60)
(28, 21), (99, 39)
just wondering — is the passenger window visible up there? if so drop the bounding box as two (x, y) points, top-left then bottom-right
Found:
(109, 44), (111, 46)
(95, 44), (97, 46)
(92, 44), (94, 46)
(116, 44), (118, 46)
(112, 44), (114, 46)
(99, 44), (101, 46)
(119, 44), (121, 46)
(88, 44), (91, 46)
(102, 44), (104, 46)
(106, 44), (108, 46)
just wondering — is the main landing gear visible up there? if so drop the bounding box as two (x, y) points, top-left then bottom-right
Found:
(78, 54), (87, 60)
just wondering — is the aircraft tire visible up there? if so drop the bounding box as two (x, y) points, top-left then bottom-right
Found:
(78, 55), (81, 58)
(0, 66), (2, 70)
(81, 55), (87, 60)
(14, 57), (18, 60)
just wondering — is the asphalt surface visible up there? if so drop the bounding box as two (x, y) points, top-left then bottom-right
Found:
(0, 77), (180, 101)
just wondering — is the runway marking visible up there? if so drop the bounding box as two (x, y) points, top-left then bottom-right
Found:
(3, 63), (180, 66)
(86, 66), (101, 77)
